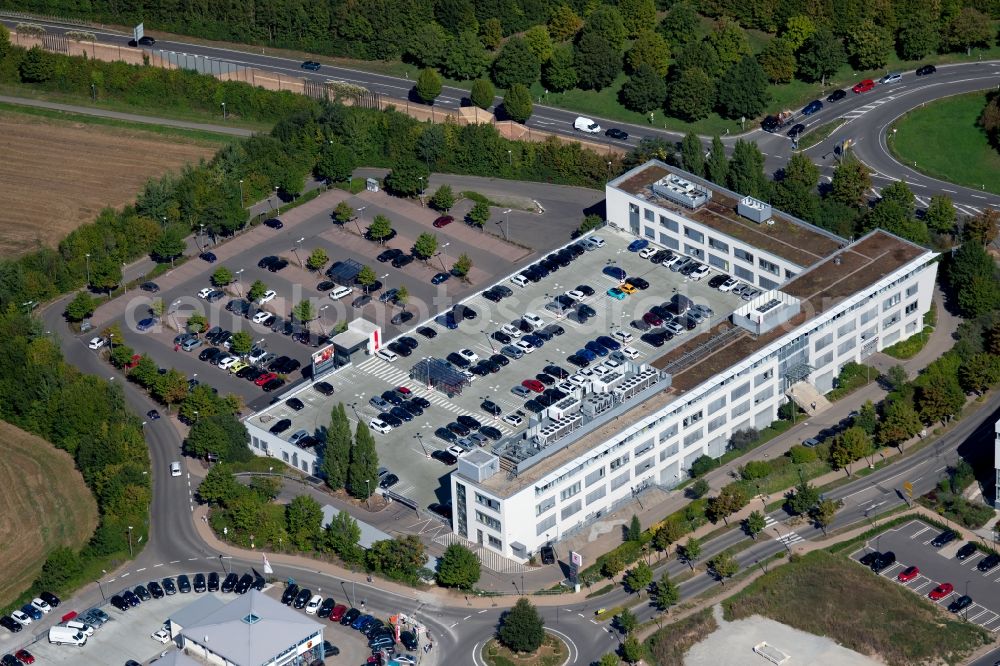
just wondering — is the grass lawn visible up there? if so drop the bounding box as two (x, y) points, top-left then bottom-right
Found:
(888, 92), (1000, 195)
(482, 634), (569, 666)
(644, 607), (718, 665)
(723, 550), (990, 666)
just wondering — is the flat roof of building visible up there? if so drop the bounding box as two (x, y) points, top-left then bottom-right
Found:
(473, 230), (933, 496)
(653, 229), (931, 391)
(611, 162), (845, 268)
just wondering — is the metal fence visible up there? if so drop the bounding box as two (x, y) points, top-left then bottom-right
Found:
(153, 48), (247, 77)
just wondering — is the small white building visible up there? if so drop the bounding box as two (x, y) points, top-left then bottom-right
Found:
(447, 161), (939, 561)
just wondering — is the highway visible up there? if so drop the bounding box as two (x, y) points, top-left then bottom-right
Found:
(2, 14), (998, 213)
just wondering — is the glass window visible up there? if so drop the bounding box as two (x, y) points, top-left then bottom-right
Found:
(644, 225), (656, 239)
(683, 428), (703, 448)
(644, 208), (655, 221)
(734, 265), (754, 281)
(883, 293), (901, 311)
(837, 338), (856, 355)
(684, 244), (704, 259)
(536, 514), (556, 536)
(730, 382), (751, 400)
(535, 496), (555, 516)
(476, 493), (500, 511)
(758, 258), (780, 275)
(559, 481), (581, 501)
(586, 486), (607, 505)
(610, 471), (631, 491)
(488, 535), (502, 549)
(814, 333), (832, 351)
(708, 237), (729, 252)
(905, 301), (918, 314)
(707, 413), (727, 432)
(759, 276), (779, 290)
(659, 232), (679, 249)
(906, 284), (918, 297)
(560, 500), (582, 520)
(659, 214), (678, 232)
(754, 386), (774, 404)
(837, 320), (856, 337)
(684, 226), (704, 243)
(734, 248), (754, 264)
(585, 467), (606, 487)
(476, 511), (501, 530)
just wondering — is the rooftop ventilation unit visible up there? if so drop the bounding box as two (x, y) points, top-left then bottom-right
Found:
(737, 196), (772, 224)
(612, 368), (660, 402)
(580, 393), (616, 419)
(531, 412), (583, 447)
(548, 396), (581, 420)
(457, 449), (501, 481)
(651, 174), (711, 209)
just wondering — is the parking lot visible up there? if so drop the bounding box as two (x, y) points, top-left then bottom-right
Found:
(274, 227), (745, 510)
(851, 519), (1000, 632)
(90, 187), (536, 413)
(7, 574), (373, 665)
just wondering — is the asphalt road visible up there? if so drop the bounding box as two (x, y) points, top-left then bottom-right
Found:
(3, 14), (998, 212)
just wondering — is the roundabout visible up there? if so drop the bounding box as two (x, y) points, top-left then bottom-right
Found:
(480, 632), (572, 666)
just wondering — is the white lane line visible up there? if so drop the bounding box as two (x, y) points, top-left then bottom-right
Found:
(136, 568), (146, 572)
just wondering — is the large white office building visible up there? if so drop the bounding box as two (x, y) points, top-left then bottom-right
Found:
(450, 160), (938, 561)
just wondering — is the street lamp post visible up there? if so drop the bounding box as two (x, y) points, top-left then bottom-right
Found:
(365, 479), (371, 510)
(221, 102), (226, 119)
(507, 149), (512, 166)
(85, 253), (91, 287)
(239, 179), (244, 208)
(96, 579), (106, 601)
(483, 329), (496, 352)
(353, 206), (367, 236)
(414, 433), (429, 457)
(234, 269), (244, 297)
(273, 186), (279, 212)
(293, 237), (305, 268)
(127, 525), (134, 558)
(502, 209), (512, 240)
(319, 305), (330, 336)
(122, 263), (127, 293)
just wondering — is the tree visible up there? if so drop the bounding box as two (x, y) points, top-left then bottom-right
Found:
(625, 30), (670, 76)
(367, 214), (394, 243)
(709, 551), (739, 583)
(585, 7), (627, 51)
(151, 226), (186, 263)
(186, 313), (208, 335)
(964, 209), (999, 246)
(333, 201), (353, 225)
(797, 28), (845, 84)
(384, 160), (430, 198)
(442, 30), (491, 80)
(211, 266), (233, 286)
(324, 508), (363, 563)
(616, 608), (638, 634)
(406, 21), (450, 68)
(292, 300), (316, 326)
(322, 404), (352, 489)
(36, 546), (83, 595)
(415, 68), (443, 104)
(548, 4), (583, 42)
(430, 185), (456, 212)
(811, 498), (841, 534)
(782, 15), (816, 51)
(413, 232), (439, 260)
(601, 550), (627, 579)
(829, 426), (872, 475)
(689, 477), (710, 499)
(959, 353), (1000, 395)
(109, 344), (136, 368)
(946, 8), (993, 54)
(452, 253), (472, 277)
(306, 248), (329, 272)
(706, 135), (729, 185)
(619, 0), (656, 38)
(744, 510), (767, 540)
(198, 465), (242, 505)
(480, 18), (502, 50)
(619, 64), (667, 114)
(542, 43), (578, 91)
(523, 25), (553, 63)
(855, 400), (878, 436)
(65, 291), (96, 322)
(757, 38), (795, 84)
(680, 536), (701, 570)
(623, 561), (653, 595)
(598, 654), (620, 666)
(689, 454), (718, 477)
(347, 421), (379, 499)
(621, 635), (643, 664)
(0, 24), (10, 61)
(897, 6), (940, 60)
(498, 598), (545, 653)
(627, 514), (642, 542)
(845, 18), (892, 69)
(578, 214), (604, 236)
(773, 153), (820, 220)
(249, 476), (281, 502)
(668, 67), (714, 121)
(658, 1), (700, 48)
(878, 399), (923, 448)
(19, 46), (54, 82)
(469, 79), (494, 110)
(395, 285), (409, 310)
(654, 572), (679, 610)
(90, 256), (122, 293)
(883, 364), (909, 393)
(727, 140), (769, 199)
(716, 56), (770, 119)
(285, 495), (323, 550)
(152, 367), (189, 407)
(229, 330), (252, 356)
(574, 31), (621, 91)
(467, 201), (491, 228)
(680, 133), (705, 177)
(503, 83), (534, 123)
(949, 242), (1000, 317)
(246, 279), (267, 303)
(786, 480), (820, 515)
(184, 413), (252, 461)
(707, 483), (749, 525)
(829, 157), (871, 208)
(492, 37), (540, 89)
(437, 543), (481, 589)
(356, 265), (377, 291)
(315, 142), (356, 183)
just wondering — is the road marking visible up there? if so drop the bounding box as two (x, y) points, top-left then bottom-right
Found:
(153, 563), (163, 568)
(972, 195), (987, 199)
(169, 560), (180, 564)
(121, 572), (130, 577)
(463, 615), (471, 620)
(911, 526), (931, 539)
(136, 567), (146, 572)
(188, 557), (199, 561)
(477, 609), (488, 614)
(942, 188), (956, 193)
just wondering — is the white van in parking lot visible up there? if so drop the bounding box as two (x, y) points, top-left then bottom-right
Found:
(49, 625), (87, 646)
(329, 285), (353, 300)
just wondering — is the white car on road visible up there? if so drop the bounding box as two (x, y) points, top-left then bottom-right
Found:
(574, 116), (601, 133)
(257, 289), (277, 304)
(87, 336), (107, 350)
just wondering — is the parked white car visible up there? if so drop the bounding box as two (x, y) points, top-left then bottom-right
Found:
(87, 336), (107, 350)
(500, 324), (522, 339)
(197, 287), (214, 299)
(458, 348), (479, 364)
(369, 418), (392, 434)
(31, 598), (51, 614)
(257, 289), (277, 304)
(565, 289), (586, 302)
(719, 277), (739, 292)
(11, 610), (31, 625)
(690, 265), (710, 280)
(638, 247), (658, 259)
(151, 628), (171, 644)
(252, 311), (271, 324)
(305, 595), (323, 615)
(523, 312), (545, 329)
(217, 355), (239, 370)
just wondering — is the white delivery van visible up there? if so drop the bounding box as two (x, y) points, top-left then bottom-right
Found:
(574, 116), (602, 133)
(49, 625), (87, 646)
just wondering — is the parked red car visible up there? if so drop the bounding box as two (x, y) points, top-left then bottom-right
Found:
(852, 79), (875, 93)
(254, 372), (278, 386)
(432, 215), (454, 228)
(14, 650), (35, 664)
(330, 604), (347, 622)
(896, 565), (919, 582)
(642, 312), (663, 327)
(929, 582), (954, 600)
(521, 379), (545, 393)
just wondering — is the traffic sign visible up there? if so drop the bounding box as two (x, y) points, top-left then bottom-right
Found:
(903, 481), (913, 497)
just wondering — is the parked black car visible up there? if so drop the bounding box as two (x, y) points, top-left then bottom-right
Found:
(207, 572), (220, 592)
(931, 530), (958, 547)
(871, 551), (896, 573)
(177, 574), (192, 593)
(236, 573), (254, 594)
(281, 584), (300, 605)
(148, 581), (165, 598)
(221, 573), (239, 593)
(110, 595), (129, 611)
(193, 573), (207, 592)
(161, 578), (177, 595)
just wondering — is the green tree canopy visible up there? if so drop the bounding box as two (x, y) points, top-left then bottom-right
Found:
(499, 598), (545, 652)
(727, 140), (769, 199)
(786, 479), (821, 515)
(469, 78), (495, 110)
(654, 571), (679, 610)
(322, 403), (352, 489)
(384, 159), (430, 198)
(548, 4), (583, 42)
(212, 266), (233, 286)
(65, 291), (96, 322)
(415, 68), (443, 104)
(845, 18), (892, 69)
(658, 1), (700, 48)
(668, 67), (714, 121)
(744, 510), (767, 539)
(306, 248), (329, 272)
(680, 132), (705, 176)
(503, 83), (534, 123)
(324, 508), (363, 563)
(626, 30), (670, 76)
(542, 43), (579, 92)
(229, 330), (252, 355)
(406, 21), (450, 68)
(286, 495), (324, 550)
(619, 64), (667, 114)
(574, 31), (621, 91)
(709, 551), (740, 583)
(585, 6), (627, 51)
(796, 28), (845, 83)
(198, 464), (242, 505)
(757, 37), (795, 84)
(453, 253), (473, 277)
(367, 214), (394, 242)
(315, 142), (356, 183)
(623, 561), (653, 595)
(442, 30), (491, 80)
(829, 157), (872, 208)
(707, 18), (751, 70)
(467, 200), (491, 228)
(492, 37), (541, 88)
(437, 543), (481, 589)
(247, 279), (268, 302)
(184, 413), (251, 462)
(716, 56), (770, 119)
(413, 232), (439, 259)
(291, 299), (316, 324)
(347, 421), (379, 499)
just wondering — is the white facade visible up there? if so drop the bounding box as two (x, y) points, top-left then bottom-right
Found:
(995, 418), (1000, 508)
(449, 163), (938, 562)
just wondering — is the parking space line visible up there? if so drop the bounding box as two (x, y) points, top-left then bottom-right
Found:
(910, 526), (931, 539)
(968, 607), (990, 622)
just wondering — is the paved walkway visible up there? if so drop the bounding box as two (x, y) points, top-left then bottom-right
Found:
(0, 94), (253, 136)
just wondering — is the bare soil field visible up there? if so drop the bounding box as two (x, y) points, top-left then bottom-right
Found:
(0, 109), (220, 257)
(0, 420), (98, 606)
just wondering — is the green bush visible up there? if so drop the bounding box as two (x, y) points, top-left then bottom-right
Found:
(827, 362), (877, 401)
(882, 327), (932, 359)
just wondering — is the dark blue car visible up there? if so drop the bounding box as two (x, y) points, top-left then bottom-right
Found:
(523, 334), (545, 348)
(577, 348), (597, 362)
(596, 335), (621, 351)
(585, 340), (609, 357)
(431, 272), (450, 285)
(802, 99), (823, 115)
(602, 266), (627, 281)
(435, 313), (458, 330)
(137, 317), (156, 332)
(352, 613), (372, 630)
(627, 239), (649, 252)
